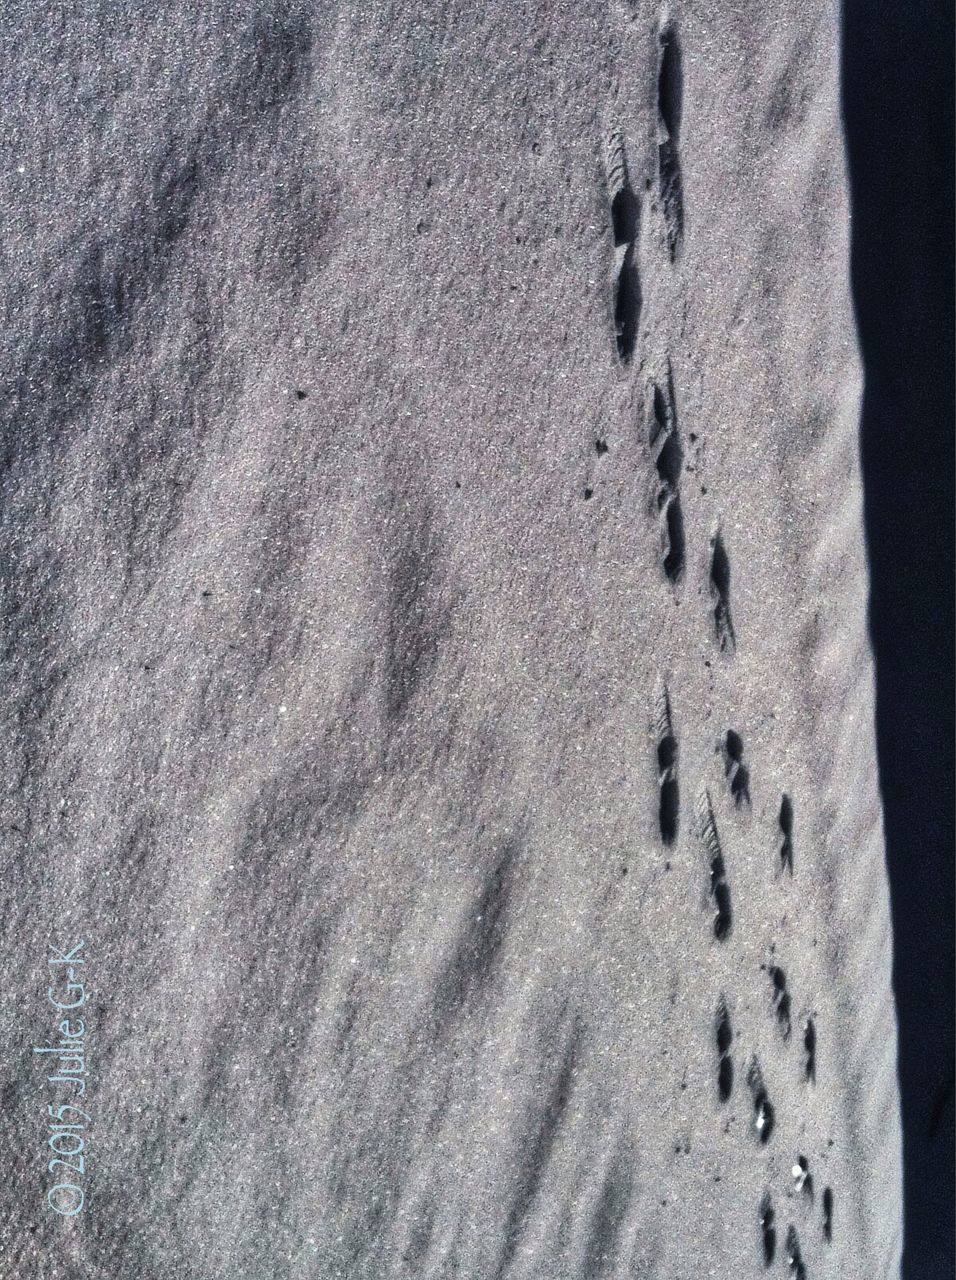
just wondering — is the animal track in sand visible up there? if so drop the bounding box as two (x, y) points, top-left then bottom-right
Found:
(656, 18), (684, 261)
(747, 1057), (775, 1144)
(655, 684), (679, 845)
(720, 728), (751, 807)
(803, 1016), (816, 1083)
(709, 528), (736, 653)
(647, 365), (686, 585)
(759, 1192), (776, 1265)
(792, 1154), (814, 1203)
(778, 794), (795, 874)
(715, 997), (734, 1102)
(767, 964), (793, 1041)
(785, 1224), (807, 1279)
(697, 789), (732, 940)
(822, 1185), (833, 1242)
(604, 128), (641, 364)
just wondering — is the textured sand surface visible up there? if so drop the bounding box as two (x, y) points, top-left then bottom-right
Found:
(1, 4), (903, 1278)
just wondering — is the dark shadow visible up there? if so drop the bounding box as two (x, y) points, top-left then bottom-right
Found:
(709, 530), (736, 652)
(657, 22), (685, 260)
(662, 494), (685, 584)
(658, 772), (679, 845)
(610, 185), (639, 248)
(614, 245), (641, 364)
(656, 22), (683, 141)
(841, 4), (955, 1276)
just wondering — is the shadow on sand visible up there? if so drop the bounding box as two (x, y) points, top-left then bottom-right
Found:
(841, 3), (954, 1275)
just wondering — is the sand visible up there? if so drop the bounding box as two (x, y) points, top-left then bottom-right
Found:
(1, 3), (904, 1277)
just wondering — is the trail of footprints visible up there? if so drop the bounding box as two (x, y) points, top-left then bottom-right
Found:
(603, 16), (685, 364)
(653, 700), (833, 1268)
(658, 695), (833, 1266)
(603, 29), (733, 619)
(603, 15), (834, 1272)
(604, 16), (683, 359)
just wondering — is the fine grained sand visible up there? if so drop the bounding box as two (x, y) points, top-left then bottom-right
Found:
(0, 3), (902, 1277)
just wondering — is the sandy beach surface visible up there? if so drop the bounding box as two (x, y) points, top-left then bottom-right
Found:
(1, 4), (904, 1277)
